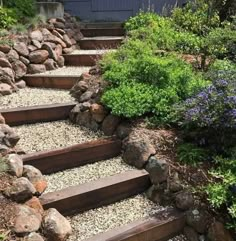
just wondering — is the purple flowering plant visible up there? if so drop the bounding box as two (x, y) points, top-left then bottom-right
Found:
(178, 78), (236, 153)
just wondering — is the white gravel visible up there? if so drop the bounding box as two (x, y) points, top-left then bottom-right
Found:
(82, 36), (124, 40)
(168, 234), (188, 241)
(45, 156), (135, 193)
(14, 120), (104, 153)
(0, 88), (75, 109)
(70, 49), (116, 55)
(67, 194), (165, 241)
(36, 66), (91, 76)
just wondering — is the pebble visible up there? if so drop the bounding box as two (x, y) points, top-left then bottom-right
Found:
(168, 234), (188, 241)
(45, 156), (135, 193)
(0, 87), (75, 109)
(67, 194), (165, 241)
(14, 120), (104, 153)
(37, 66), (91, 76)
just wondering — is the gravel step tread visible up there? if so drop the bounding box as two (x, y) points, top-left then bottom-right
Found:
(81, 36), (124, 40)
(0, 87), (75, 109)
(67, 194), (165, 241)
(168, 234), (188, 241)
(45, 156), (135, 193)
(68, 49), (116, 55)
(14, 120), (104, 153)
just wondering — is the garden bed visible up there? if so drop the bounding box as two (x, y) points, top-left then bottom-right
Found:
(45, 156), (135, 193)
(14, 120), (104, 153)
(67, 194), (164, 241)
(0, 88), (75, 109)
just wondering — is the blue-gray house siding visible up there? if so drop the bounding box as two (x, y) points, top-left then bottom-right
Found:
(62, 0), (187, 22)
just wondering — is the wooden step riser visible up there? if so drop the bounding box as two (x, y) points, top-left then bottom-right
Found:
(81, 28), (125, 37)
(80, 23), (123, 29)
(0, 103), (76, 126)
(40, 170), (150, 215)
(79, 39), (122, 50)
(23, 75), (79, 89)
(85, 209), (185, 241)
(22, 138), (122, 174)
(64, 54), (100, 66)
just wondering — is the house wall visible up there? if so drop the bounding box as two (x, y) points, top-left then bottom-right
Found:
(62, 0), (187, 22)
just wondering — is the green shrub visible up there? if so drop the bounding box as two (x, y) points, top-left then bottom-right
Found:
(0, 7), (17, 28)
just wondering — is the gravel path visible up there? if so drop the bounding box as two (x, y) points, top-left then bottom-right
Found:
(0, 88), (75, 109)
(45, 156), (135, 193)
(14, 120), (104, 153)
(70, 49), (115, 55)
(67, 194), (165, 241)
(168, 234), (188, 241)
(37, 66), (90, 76)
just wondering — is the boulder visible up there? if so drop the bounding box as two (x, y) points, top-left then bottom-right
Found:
(28, 64), (46, 74)
(13, 205), (42, 234)
(0, 51), (5, 58)
(15, 80), (26, 89)
(30, 30), (43, 42)
(54, 22), (65, 29)
(0, 44), (11, 53)
(186, 209), (210, 234)
(175, 191), (194, 210)
(168, 173), (183, 193)
(20, 56), (30, 65)
(52, 30), (63, 39)
(25, 232), (44, 241)
(146, 185), (162, 203)
(13, 42), (29, 57)
(81, 102), (91, 112)
(23, 165), (47, 194)
(0, 83), (12, 95)
(123, 138), (156, 169)
(116, 123), (131, 139)
(184, 226), (199, 241)
(90, 104), (107, 123)
(32, 39), (42, 49)
(4, 177), (36, 202)
(0, 67), (15, 86)
(208, 221), (234, 241)
(0, 124), (20, 148)
(145, 156), (169, 184)
(29, 50), (49, 64)
(63, 34), (72, 47)
(75, 110), (99, 131)
(28, 45), (37, 52)
(44, 34), (66, 48)
(55, 44), (62, 57)
(0, 57), (12, 68)
(25, 197), (44, 214)
(12, 60), (27, 79)
(7, 154), (23, 177)
(63, 47), (73, 54)
(102, 114), (121, 136)
(0, 114), (5, 124)
(44, 58), (58, 71)
(77, 80), (89, 92)
(79, 90), (93, 102)
(42, 43), (58, 61)
(55, 28), (65, 35)
(43, 208), (72, 241)
(57, 56), (65, 67)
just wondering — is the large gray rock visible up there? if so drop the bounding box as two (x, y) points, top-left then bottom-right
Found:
(44, 58), (58, 71)
(57, 56), (64, 67)
(79, 90), (93, 102)
(23, 165), (47, 194)
(102, 114), (121, 136)
(28, 64), (46, 74)
(7, 49), (19, 62)
(43, 208), (72, 241)
(30, 30), (43, 42)
(0, 124), (20, 149)
(14, 42), (29, 57)
(63, 34), (72, 47)
(90, 104), (107, 123)
(123, 138), (156, 169)
(0, 57), (12, 68)
(20, 56), (30, 66)
(13, 205), (42, 234)
(7, 154), (23, 177)
(42, 43), (58, 61)
(12, 60), (27, 79)
(15, 80), (26, 89)
(186, 209), (210, 234)
(29, 50), (49, 64)
(175, 191), (194, 210)
(145, 156), (169, 184)
(208, 221), (234, 241)
(0, 67), (15, 86)
(32, 39), (42, 49)
(4, 177), (36, 202)
(0, 83), (12, 95)
(0, 44), (11, 53)
(184, 226), (199, 241)
(75, 110), (99, 131)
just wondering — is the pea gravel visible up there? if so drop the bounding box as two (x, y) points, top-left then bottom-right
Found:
(45, 156), (135, 193)
(0, 88), (75, 109)
(37, 66), (91, 76)
(168, 234), (188, 241)
(67, 194), (165, 241)
(14, 120), (104, 153)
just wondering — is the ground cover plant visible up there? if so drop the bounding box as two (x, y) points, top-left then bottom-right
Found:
(101, 0), (236, 231)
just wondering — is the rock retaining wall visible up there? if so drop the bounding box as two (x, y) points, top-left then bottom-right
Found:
(0, 13), (83, 96)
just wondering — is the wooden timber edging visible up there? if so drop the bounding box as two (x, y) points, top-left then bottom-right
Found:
(79, 38), (123, 50)
(63, 53), (100, 66)
(40, 169), (150, 215)
(0, 103), (76, 126)
(23, 75), (80, 89)
(81, 28), (125, 37)
(84, 208), (185, 241)
(22, 138), (122, 174)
